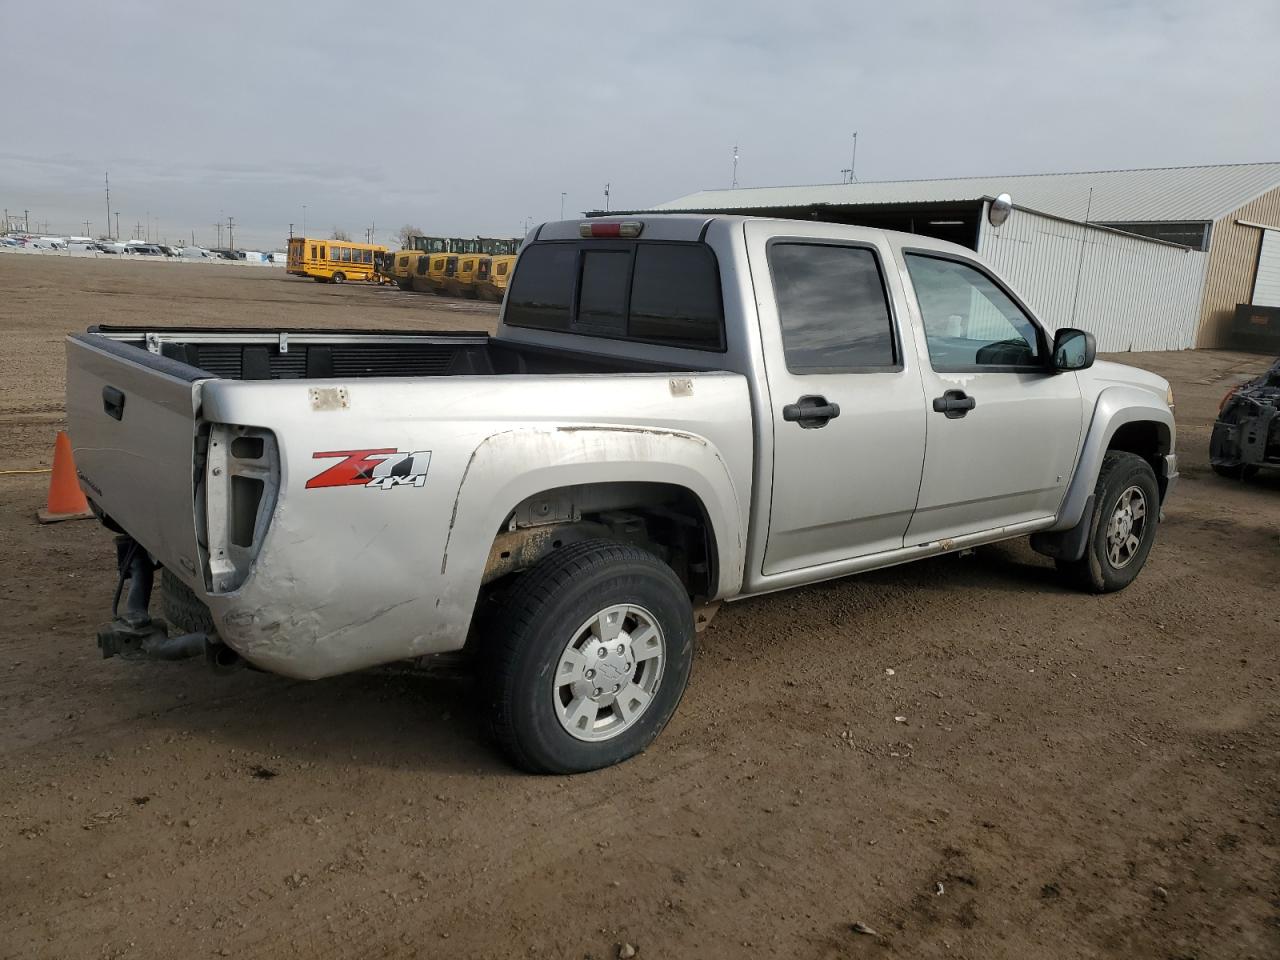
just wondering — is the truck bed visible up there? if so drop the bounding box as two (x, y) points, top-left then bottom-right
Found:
(80, 325), (714, 380)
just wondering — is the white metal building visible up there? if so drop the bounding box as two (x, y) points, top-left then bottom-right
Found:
(634, 163), (1280, 351)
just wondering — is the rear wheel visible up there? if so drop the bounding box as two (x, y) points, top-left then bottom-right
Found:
(1056, 451), (1160, 593)
(331, 271), (346, 284)
(482, 539), (694, 774)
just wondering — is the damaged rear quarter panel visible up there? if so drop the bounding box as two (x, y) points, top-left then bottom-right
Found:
(196, 373), (751, 679)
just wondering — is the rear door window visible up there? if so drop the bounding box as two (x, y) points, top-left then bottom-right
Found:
(769, 243), (897, 372)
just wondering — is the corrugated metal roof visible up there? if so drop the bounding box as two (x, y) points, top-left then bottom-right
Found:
(653, 162), (1280, 224)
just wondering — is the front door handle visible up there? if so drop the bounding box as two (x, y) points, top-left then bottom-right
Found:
(782, 395), (841, 429)
(932, 389), (976, 419)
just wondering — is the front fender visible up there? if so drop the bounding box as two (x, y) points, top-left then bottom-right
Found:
(1049, 385), (1176, 532)
(439, 425), (747, 606)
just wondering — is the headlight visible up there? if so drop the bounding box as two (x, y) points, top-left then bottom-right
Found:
(1166, 385), (1175, 409)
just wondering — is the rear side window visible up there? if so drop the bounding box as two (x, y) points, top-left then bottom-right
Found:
(505, 241), (724, 350)
(769, 243), (897, 373)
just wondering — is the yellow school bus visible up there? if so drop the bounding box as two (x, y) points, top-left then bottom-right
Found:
(286, 237), (387, 283)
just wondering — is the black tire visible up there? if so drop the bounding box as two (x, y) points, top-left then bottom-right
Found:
(160, 567), (218, 636)
(331, 271), (345, 284)
(1056, 451), (1160, 593)
(482, 539), (695, 774)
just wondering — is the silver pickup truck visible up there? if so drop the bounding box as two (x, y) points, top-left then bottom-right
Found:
(66, 214), (1177, 773)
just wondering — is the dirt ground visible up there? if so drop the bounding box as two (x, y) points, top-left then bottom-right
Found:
(0, 252), (1276, 960)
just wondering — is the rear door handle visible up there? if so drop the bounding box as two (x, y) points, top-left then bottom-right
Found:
(932, 390), (976, 419)
(102, 386), (126, 421)
(782, 395), (841, 429)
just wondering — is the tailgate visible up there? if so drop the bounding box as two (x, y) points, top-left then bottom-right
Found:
(66, 334), (205, 581)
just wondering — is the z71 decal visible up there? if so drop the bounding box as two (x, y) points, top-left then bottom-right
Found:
(306, 448), (432, 490)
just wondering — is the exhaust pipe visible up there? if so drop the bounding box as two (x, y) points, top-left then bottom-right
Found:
(205, 639), (243, 673)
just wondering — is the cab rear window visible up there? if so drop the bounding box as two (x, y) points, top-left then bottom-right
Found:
(505, 241), (725, 351)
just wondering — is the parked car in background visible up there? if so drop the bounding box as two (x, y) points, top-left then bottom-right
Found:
(127, 244), (164, 257)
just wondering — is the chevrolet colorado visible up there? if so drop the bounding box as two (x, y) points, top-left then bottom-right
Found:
(65, 214), (1177, 772)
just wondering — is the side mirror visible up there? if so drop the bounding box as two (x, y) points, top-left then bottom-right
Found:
(1052, 327), (1096, 371)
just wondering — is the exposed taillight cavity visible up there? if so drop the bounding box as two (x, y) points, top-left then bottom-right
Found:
(579, 220), (643, 239)
(202, 424), (279, 593)
(1219, 386), (1239, 413)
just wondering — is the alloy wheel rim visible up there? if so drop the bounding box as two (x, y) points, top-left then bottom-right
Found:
(553, 604), (666, 742)
(1105, 485), (1147, 569)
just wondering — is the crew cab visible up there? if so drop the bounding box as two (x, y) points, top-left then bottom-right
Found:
(64, 215), (1177, 773)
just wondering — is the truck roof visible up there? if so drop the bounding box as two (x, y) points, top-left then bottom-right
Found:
(539, 213), (976, 257)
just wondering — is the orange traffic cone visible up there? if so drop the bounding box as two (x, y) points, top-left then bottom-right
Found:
(37, 431), (94, 524)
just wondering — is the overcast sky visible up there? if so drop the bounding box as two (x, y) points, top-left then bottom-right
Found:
(3, 0), (1278, 248)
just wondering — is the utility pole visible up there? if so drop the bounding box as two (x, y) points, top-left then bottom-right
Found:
(227, 216), (235, 251)
(25, 210), (30, 232)
(105, 172), (111, 238)
(83, 220), (91, 236)
(115, 212), (121, 239)
(145, 211), (150, 242)
(191, 229), (195, 247)
(604, 183), (610, 212)
(288, 223), (294, 239)
(560, 192), (566, 219)
(134, 221), (142, 240)
(731, 144), (739, 189)
(847, 132), (858, 183)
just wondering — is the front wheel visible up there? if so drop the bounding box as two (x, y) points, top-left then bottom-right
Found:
(482, 539), (695, 774)
(331, 271), (345, 284)
(1056, 451), (1160, 593)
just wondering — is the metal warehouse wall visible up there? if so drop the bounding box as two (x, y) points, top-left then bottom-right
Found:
(978, 207), (1207, 352)
(1198, 184), (1280, 347)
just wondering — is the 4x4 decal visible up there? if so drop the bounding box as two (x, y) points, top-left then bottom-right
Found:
(306, 448), (432, 490)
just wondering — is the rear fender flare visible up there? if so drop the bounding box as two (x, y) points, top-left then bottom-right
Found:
(439, 426), (746, 607)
